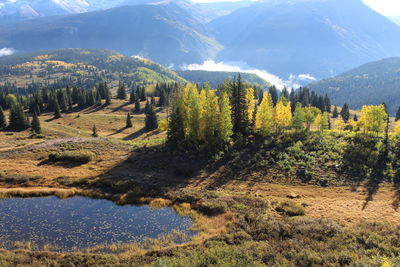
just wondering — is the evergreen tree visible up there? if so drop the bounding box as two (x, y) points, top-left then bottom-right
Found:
(0, 106), (7, 128)
(117, 82), (127, 100)
(354, 114), (358, 122)
(145, 105), (158, 131)
(140, 87), (147, 101)
(105, 90), (111, 105)
(396, 106), (400, 121)
(230, 75), (249, 136)
(31, 113), (41, 134)
(9, 103), (29, 131)
(167, 103), (185, 147)
(134, 98), (141, 113)
(324, 95), (331, 113)
(151, 96), (156, 106)
(126, 113), (133, 128)
(54, 100), (61, 119)
(340, 103), (350, 122)
(158, 90), (168, 107)
(332, 106), (339, 118)
(129, 91), (136, 104)
(269, 86), (279, 106)
(92, 124), (98, 137)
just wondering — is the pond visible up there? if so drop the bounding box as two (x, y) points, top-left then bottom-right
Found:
(0, 196), (194, 251)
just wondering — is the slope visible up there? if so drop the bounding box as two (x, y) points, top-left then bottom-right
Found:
(209, 0), (400, 79)
(308, 57), (400, 115)
(0, 3), (222, 67)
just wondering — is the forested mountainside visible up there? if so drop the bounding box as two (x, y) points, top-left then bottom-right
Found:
(309, 57), (400, 115)
(0, 3), (222, 67)
(0, 48), (186, 93)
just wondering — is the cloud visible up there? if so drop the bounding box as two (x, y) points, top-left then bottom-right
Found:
(0, 48), (15, 57)
(184, 60), (316, 89)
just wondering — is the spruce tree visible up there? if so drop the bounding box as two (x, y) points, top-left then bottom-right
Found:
(134, 98), (141, 113)
(105, 90), (111, 105)
(145, 105), (158, 131)
(324, 95), (331, 113)
(117, 83), (127, 100)
(9, 103), (29, 131)
(158, 90), (168, 107)
(31, 113), (41, 134)
(92, 124), (98, 137)
(129, 91), (136, 104)
(167, 105), (185, 147)
(0, 106), (7, 128)
(54, 100), (61, 119)
(332, 106), (339, 118)
(340, 103), (350, 122)
(126, 113), (133, 128)
(396, 106), (400, 121)
(151, 96), (156, 106)
(354, 114), (358, 122)
(230, 75), (249, 136)
(269, 86), (279, 106)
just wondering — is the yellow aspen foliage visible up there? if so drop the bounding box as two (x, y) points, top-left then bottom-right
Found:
(274, 99), (292, 132)
(314, 113), (322, 131)
(255, 92), (274, 135)
(198, 89), (207, 140)
(303, 106), (321, 131)
(359, 105), (387, 134)
(158, 119), (168, 132)
(246, 88), (256, 122)
(381, 258), (393, 267)
(395, 121), (400, 136)
(203, 90), (220, 143)
(187, 85), (202, 142)
(335, 117), (346, 131)
(219, 92), (233, 142)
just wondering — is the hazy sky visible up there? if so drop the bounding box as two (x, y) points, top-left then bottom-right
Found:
(192, 0), (400, 16)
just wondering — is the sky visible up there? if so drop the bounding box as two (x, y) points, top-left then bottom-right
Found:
(191, 0), (400, 17)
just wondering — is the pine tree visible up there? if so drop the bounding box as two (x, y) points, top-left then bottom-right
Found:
(151, 96), (156, 106)
(145, 105), (158, 131)
(269, 86), (279, 106)
(54, 100), (61, 119)
(130, 91), (136, 104)
(126, 113), (133, 128)
(117, 82), (127, 100)
(340, 103), (350, 122)
(353, 114), (358, 121)
(9, 103), (29, 131)
(332, 106), (339, 118)
(396, 106), (400, 121)
(134, 98), (141, 113)
(230, 75), (249, 136)
(31, 113), (41, 134)
(92, 124), (98, 137)
(167, 103), (185, 147)
(158, 90), (168, 107)
(105, 90), (111, 105)
(0, 106), (7, 128)
(324, 95), (331, 113)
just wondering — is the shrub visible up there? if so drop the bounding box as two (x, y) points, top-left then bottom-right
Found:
(198, 201), (227, 216)
(275, 200), (305, 216)
(48, 150), (95, 164)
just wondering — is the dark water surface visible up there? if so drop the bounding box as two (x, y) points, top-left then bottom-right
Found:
(0, 196), (194, 251)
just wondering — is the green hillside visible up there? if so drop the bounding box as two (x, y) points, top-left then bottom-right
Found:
(309, 57), (400, 115)
(0, 48), (186, 91)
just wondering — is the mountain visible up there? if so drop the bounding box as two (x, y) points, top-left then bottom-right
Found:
(0, 0), (89, 22)
(177, 70), (271, 88)
(0, 48), (186, 90)
(0, 3), (221, 67)
(209, 0), (400, 79)
(308, 57), (400, 115)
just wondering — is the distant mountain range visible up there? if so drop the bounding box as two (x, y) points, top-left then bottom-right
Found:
(309, 57), (400, 115)
(0, 3), (222, 67)
(0, 0), (400, 82)
(209, 0), (400, 78)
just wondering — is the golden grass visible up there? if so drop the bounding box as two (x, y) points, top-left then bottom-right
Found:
(0, 187), (83, 199)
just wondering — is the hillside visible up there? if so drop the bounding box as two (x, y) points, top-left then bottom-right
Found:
(209, 0), (400, 78)
(308, 57), (400, 115)
(177, 70), (271, 88)
(0, 3), (222, 67)
(0, 48), (186, 91)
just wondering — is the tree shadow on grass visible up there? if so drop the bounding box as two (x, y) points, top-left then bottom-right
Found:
(83, 104), (107, 114)
(392, 178), (400, 211)
(111, 102), (130, 113)
(122, 128), (159, 141)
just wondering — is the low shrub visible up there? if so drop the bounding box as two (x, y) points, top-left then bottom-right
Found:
(198, 201), (227, 216)
(275, 200), (305, 216)
(48, 150), (95, 164)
